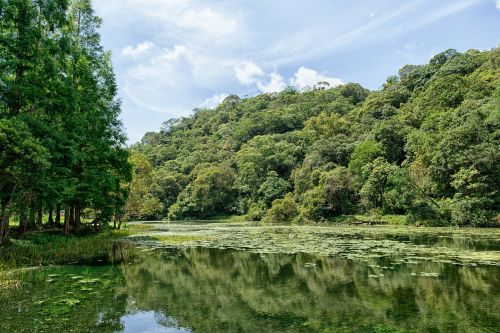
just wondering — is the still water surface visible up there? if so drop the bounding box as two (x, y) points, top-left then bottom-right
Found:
(1, 225), (499, 333)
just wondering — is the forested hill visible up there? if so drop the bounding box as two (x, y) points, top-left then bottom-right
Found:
(129, 48), (500, 226)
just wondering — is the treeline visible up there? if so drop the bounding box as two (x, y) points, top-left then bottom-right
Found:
(131, 48), (500, 226)
(0, 0), (130, 245)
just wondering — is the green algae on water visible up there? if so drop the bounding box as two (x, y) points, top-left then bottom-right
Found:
(125, 222), (500, 267)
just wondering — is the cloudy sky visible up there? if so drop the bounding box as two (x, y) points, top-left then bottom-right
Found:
(93, 0), (500, 143)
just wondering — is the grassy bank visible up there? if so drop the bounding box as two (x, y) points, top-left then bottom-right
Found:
(327, 214), (407, 225)
(0, 228), (129, 271)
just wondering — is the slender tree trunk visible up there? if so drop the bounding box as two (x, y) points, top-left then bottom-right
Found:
(0, 216), (10, 246)
(28, 204), (36, 231)
(113, 212), (123, 230)
(63, 205), (70, 236)
(68, 204), (74, 233)
(74, 201), (81, 232)
(18, 206), (28, 237)
(55, 204), (61, 226)
(0, 203), (10, 246)
(48, 208), (54, 225)
(93, 218), (100, 232)
(0, 204), (9, 246)
(36, 203), (43, 227)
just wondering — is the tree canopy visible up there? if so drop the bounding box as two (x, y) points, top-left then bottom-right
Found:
(0, 0), (130, 244)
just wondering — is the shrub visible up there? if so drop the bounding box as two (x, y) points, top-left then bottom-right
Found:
(262, 193), (298, 224)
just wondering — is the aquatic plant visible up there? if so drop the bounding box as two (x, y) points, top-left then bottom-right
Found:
(125, 222), (500, 267)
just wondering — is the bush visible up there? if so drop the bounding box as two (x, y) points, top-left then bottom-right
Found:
(448, 196), (494, 227)
(262, 193), (298, 224)
(246, 202), (267, 221)
(298, 187), (327, 221)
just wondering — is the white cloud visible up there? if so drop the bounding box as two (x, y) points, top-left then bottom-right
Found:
(153, 45), (188, 63)
(257, 72), (286, 93)
(96, 0), (245, 45)
(235, 61), (264, 85)
(178, 8), (239, 38)
(496, 0), (500, 9)
(290, 67), (343, 90)
(199, 93), (229, 109)
(236, 65), (343, 93)
(96, 0), (247, 120)
(122, 41), (155, 58)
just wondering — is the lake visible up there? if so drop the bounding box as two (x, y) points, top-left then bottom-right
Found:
(1, 222), (499, 332)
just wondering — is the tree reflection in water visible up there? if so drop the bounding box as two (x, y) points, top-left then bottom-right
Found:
(1, 245), (499, 333)
(120, 247), (500, 333)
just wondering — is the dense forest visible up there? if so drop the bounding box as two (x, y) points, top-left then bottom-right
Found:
(0, 0), (130, 245)
(0, 1), (498, 248)
(130, 48), (500, 226)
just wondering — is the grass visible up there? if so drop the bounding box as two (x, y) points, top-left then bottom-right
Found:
(0, 228), (129, 271)
(175, 214), (409, 225)
(152, 234), (211, 244)
(0, 272), (19, 290)
(354, 214), (407, 225)
(124, 223), (158, 232)
(181, 214), (248, 222)
(326, 214), (407, 225)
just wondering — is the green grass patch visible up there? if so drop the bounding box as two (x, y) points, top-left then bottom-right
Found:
(354, 214), (407, 225)
(181, 215), (248, 222)
(326, 214), (407, 225)
(0, 272), (19, 290)
(0, 229), (130, 271)
(152, 234), (211, 244)
(124, 224), (157, 232)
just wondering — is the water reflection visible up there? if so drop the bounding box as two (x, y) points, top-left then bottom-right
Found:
(381, 233), (500, 251)
(1, 246), (499, 333)
(118, 247), (500, 333)
(120, 311), (191, 333)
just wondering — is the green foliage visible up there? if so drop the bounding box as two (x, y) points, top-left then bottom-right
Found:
(322, 166), (357, 216)
(349, 140), (384, 177)
(131, 48), (500, 226)
(246, 202), (268, 221)
(258, 171), (291, 205)
(0, 118), (49, 200)
(359, 158), (397, 211)
(125, 151), (163, 221)
(0, 0), (131, 243)
(262, 193), (298, 224)
(168, 164), (236, 220)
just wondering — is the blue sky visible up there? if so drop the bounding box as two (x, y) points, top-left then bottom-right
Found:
(93, 0), (500, 144)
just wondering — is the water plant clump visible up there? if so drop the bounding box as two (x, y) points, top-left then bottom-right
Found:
(126, 222), (500, 267)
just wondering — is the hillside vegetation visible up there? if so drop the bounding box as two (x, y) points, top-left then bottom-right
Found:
(129, 48), (500, 226)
